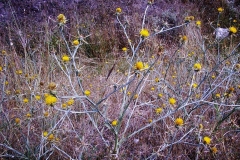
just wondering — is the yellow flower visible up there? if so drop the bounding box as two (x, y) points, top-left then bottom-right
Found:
(127, 91), (131, 96)
(116, 7), (122, 14)
(73, 39), (79, 46)
(43, 131), (48, 137)
(134, 61), (144, 70)
(192, 83), (198, 88)
(229, 26), (237, 34)
(158, 93), (163, 98)
(181, 35), (188, 42)
(26, 113), (31, 118)
(122, 47), (128, 52)
(211, 75), (216, 79)
(44, 111), (49, 117)
(169, 97), (176, 105)
(35, 95), (41, 101)
(155, 77), (160, 83)
(150, 87), (155, 91)
(196, 20), (201, 27)
(189, 16), (194, 21)
(217, 7), (224, 13)
(155, 107), (163, 114)
(48, 82), (56, 90)
(15, 90), (21, 94)
(203, 136), (211, 145)
(133, 94), (138, 99)
(175, 118), (184, 126)
(16, 70), (23, 75)
(67, 98), (74, 106)
(57, 14), (66, 24)
(0, 66), (2, 72)
(193, 63), (201, 72)
(199, 124), (203, 130)
(48, 134), (55, 141)
(23, 98), (29, 103)
(15, 118), (20, 124)
(5, 81), (8, 85)
(211, 147), (218, 154)
(2, 50), (6, 54)
(84, 90), (91, 96)
(45, 95), (57, 106)
(215, 93), (221, 98)
(148, 119), (153, 123)
(111, 120), (118, 126)
(62, 103), (68, 109)
(140, 29), (150, 38)
(62, 55), (70, 63)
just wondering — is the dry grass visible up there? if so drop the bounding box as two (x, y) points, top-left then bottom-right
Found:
(0, 0), (240, 160)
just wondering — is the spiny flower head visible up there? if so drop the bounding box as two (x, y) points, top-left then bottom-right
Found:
(48, 82), (56, 90)
(122, 47), (128, 52)
(43, 131), (48, 137)
(158, 93), (163, 98)
(217, 7), (224, 13)
(73, 39), (80, 46)
(67, 98), (74, 106)
(57, 14), (66, 24)
(16, 70), (23, 75)
(155, 107), (163, 114)
(155, 77), (160, 83)
(140, 29), (150, 38)
(211, 147), (218, 154)
(0, 66), (2, 72)
(134, 61), (144, 70)
(48, 133), (55, 141)
(23, 98), (29, 103)
(196, 20), (201, 27)
(45, 94), (57, 106)
(43, 111), (49, 117)
(192, 83), (198, 88)
(116, 7), (122, 14)
(169, 97), (176, 105)
(62, 55), (70, 63)
(229, 26), (237, 34)
(175, 117), (184, 126)
(203, 136), (211, 145)
(111, 120), (118, 126)
(15, 118), (20, 124)
(84, 90), (91, 96)
(180, 35), (188, 42)
(193, 63), (201, 72)
(35, 95), (41, 101)
(26, 113), (32, 119)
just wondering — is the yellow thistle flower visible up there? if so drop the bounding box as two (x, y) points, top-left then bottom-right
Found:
(122, 47), (128, 52)
(155, 107), (163, 114)
(158, 93), (163, 98)
(67, 98), (74, 106)
(2, 50), (6, 54)
(35, 95), (41, 101)
(181, 35), (188, 42)
(73, 39), (79, 46)
(229, 26), (237, 34)
(16, 70), (23, 75)
(134, 61), (144, 70)
(43, 111), (49, 117)
(5, 81), (8, 85)
(57, 14), (66, 24)
(84, 90), (91, 96)
(45, 95), (57, 106)
(155, 77), (160, 83)
(23, 98), (29, 103)
(48, 82), (56, 90)
(211, 75), (216, 79)
(111, 120), (118, 126)
(62, 55), (70, 63)
(199, 124), (203, 130)
(116, 7), (122, 14)
(175, 117), (184, 126)
(169, 97), (176, 105)
(0, 66), (2, 72)
(196, 20), (201, 27)
(15, 118), (20, 124)
(193, 63), (201, 72)
(150, 87), (155, 91)
(140, 29), (150, 38)
(15, 90), (21, 94)
(43, 131), (48, 137)
(203, 136), (211, 145)
(48, 134), (55, 141)
(215, 93), (221, 98)
(26, 113), (31, 119)
(62, 103), (67, 109)
(133, 94), (138, 99)
(192, 83), (198, 88)
(217, 7), (224, 13)
(148, 119), (153, 123)
(211, 146), (218, 154)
